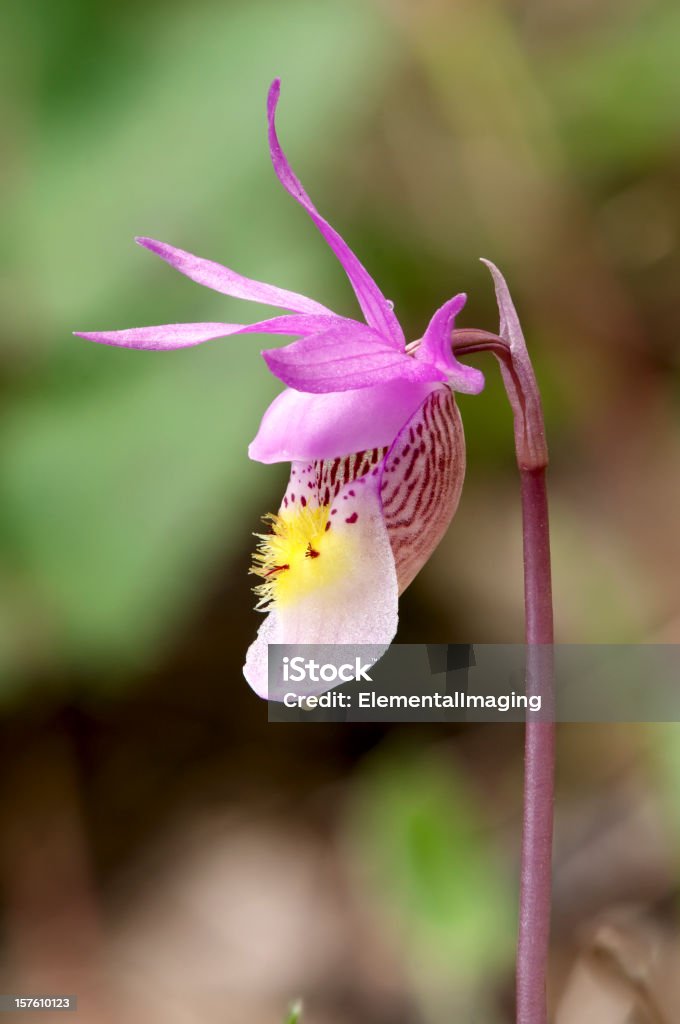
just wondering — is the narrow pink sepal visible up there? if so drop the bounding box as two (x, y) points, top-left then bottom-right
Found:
(136, 236), (333, 315)
(267, 80), (404, 350)
(74, 314), (345, 351)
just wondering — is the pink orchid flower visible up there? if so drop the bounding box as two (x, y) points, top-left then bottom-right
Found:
(76, 80), (485, 699)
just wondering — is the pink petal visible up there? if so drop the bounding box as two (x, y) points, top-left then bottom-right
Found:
(262, 324), (445, 393)
(267, 80), (404, 350)
(243, 471), (398, 699)
(136, 236), (333, 315)
(249, 380), (440, 464)
(74, 314), (346, 351)
(416, 293), (485, 395)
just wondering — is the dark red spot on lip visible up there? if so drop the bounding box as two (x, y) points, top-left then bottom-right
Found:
(290, 493), (295, 501)
(325, 521), (331, 531)
(348, 489), (355, 496)
(345, 512), (358, 524)
(331, 508), (337, 515)
(300, 495), (307, 507)
(283, 497), (288, 507)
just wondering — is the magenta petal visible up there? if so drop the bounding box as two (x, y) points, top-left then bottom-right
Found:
(267, 80), (404, 350)
(249, 379), (440, 463)
(416, 293), (485, 395)
(135, 237), (332, 315)
(262, 324), (445, 393)
(74, 314), (347, 351)
(417, 294), (466, 368)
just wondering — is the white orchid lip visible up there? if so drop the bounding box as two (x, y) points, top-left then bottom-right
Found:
(243, 466), (398, 700)
(244, 387), (466, 699)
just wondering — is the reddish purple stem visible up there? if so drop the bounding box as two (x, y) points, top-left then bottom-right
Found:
(518, 467), (554, 1024)
(453, 331), (554, 1024)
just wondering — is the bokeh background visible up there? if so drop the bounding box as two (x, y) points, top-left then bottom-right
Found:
(1, 0), (680, 1021)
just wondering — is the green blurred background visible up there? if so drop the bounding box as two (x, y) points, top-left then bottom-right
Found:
(1, 0), (679, 1021)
